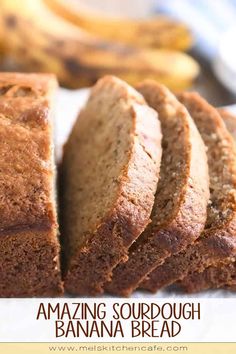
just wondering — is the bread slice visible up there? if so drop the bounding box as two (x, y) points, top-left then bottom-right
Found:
(218, 108), (236, 140)
(179, 261), (236, 292)
(140, 93), (236, 293)
(0, 72), (63, 297)
(179, 109), (236, 293)
(105, 81), (209, 296)
(61, 76), (162, 296)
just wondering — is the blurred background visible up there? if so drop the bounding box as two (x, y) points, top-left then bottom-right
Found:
(0, 0), (236, 106)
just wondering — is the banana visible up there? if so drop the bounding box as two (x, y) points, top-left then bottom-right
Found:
(0, 0), (199, 90)
(44, 0), (193, 51)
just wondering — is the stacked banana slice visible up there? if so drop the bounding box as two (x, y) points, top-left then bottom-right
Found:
(0, 0), (199, 89)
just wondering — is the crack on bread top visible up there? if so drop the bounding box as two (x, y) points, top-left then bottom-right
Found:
(0, 84), (39, 98)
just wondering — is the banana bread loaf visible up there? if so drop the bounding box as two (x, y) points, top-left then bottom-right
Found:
(140, 93), (236, 293)
(61, 76), (162, 296)
(105, 81), (209, 296)
(0, 72), (63, 297)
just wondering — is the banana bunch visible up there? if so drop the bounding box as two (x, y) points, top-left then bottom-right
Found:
(0, 0), (199, 90)
(44, 0), (193, 51)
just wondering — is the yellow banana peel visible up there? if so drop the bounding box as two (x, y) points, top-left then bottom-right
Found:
(44, 0), (193, 51)
(0, 0), (199, 90)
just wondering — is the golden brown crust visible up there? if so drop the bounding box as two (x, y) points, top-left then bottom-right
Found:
(62, 76), (162, 296)
(0, 72), (57, 231)
(0, 72), (63, 297)
(141, 94), (236, 293)
(105, 81), (209, 296)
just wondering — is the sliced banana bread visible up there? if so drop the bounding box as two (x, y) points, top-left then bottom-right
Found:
(105, 81), (209, 297)
(140, 93), (236, 293)
(62, 76), (162, 296)
(180, 109), (236, 293)
(179, 261), (236, 292)
(0, 72), (63, 297)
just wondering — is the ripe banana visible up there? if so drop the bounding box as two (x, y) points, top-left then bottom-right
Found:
(0, 0), (199, 90)
(44, 0), (193, 51)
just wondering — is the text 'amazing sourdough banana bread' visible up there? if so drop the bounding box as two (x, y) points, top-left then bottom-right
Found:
(0, 72), (63, 297)
(61, 76), (162, 296)
(105, 81), (209, 297)
(141, 93), (236, 293)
